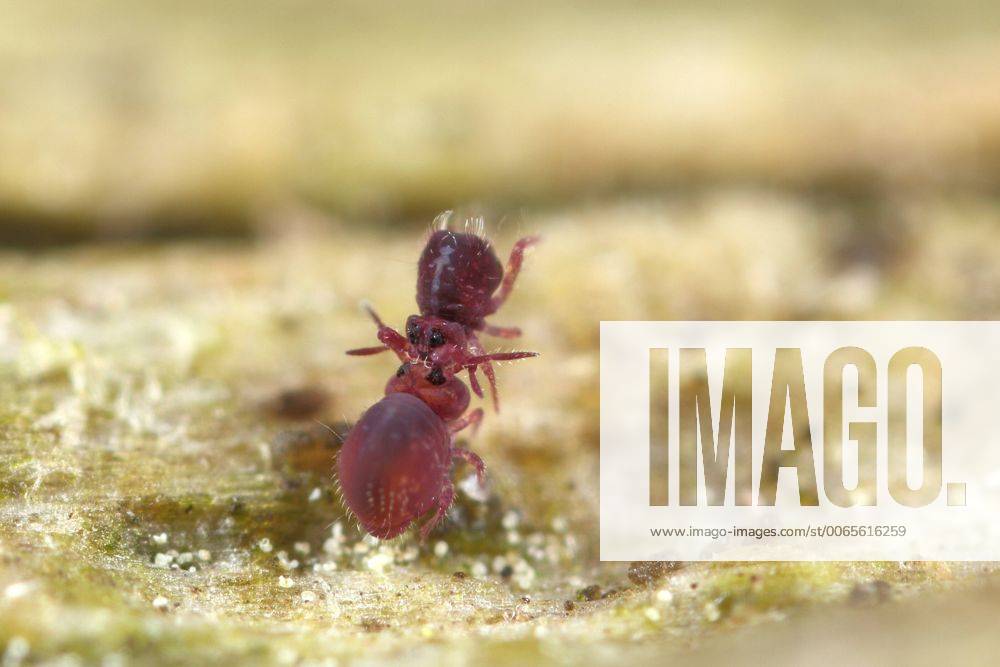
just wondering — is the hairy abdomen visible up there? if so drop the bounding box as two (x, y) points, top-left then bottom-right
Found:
(416, 230), (503, 327)
(338, 393), (450, 539)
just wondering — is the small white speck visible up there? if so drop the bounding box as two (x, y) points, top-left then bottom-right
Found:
(153, 553), (173, 568)
(365, 550), (393, 574)
(277, 550), (300, 570)
(258, 442), (273, 466)
(704, 602), (721, 622)
(515, 564), (537, 590)
(457, 471), (490, 502)
(187, 566), (196, 573)
(551, 516), (568, 533)
(501, 510), (520, 530)
(294, 542), (311, 555)
(278, 576), (294, 589)
(323, 538), (341, 556)
(308, 487), (322, 502)
(433, 541), (448, 558)
(656, 589), (673, 604)
(300, 590), (317, 603)
(101, 652), (126, 667)
(197, 549), (212, 562)
(644, 607), (662, 622)
(276, 648), (299, 665)
(3, 582), (34, 600)
(152, 596), (169, 610)
(258, 538), (273, 553)
(471, 561), (488, 578)
(3, 636), (29, 662)
(152, 533), (168, 545)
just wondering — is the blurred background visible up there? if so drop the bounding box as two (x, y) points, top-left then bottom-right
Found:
(3, 2), (1000, 665)
(2, 0), (998, 243)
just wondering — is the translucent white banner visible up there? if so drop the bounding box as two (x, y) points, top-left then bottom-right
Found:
(600, 321), (1000, 561)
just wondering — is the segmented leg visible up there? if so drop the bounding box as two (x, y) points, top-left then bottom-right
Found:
(488, 235), (540, 314)
(462, 334), (540, 415)
(467, 366), (484, 398)
(448, 408), (483, 436)
(451, 447), (486, 486)
(482, 361), (499, 413)
(482, 323), (522, 338)
(420, 478), (454, 542)
(345, 303), (410, 360)
(468, 332), (500, 413)
(345, 345), (390, 356)
(464, 351), (539, 365)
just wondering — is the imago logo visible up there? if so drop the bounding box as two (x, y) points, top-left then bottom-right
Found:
(651, 346), (961, 509)
(600, 322), (1000, 561)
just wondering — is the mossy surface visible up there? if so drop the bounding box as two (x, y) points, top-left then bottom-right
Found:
(2, 196), (1000, 664)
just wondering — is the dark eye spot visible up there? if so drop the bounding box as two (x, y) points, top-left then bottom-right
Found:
(426, 367), (446, 386)
(406, 323), (419, 344)
(396, 363), (408, 377)
(428, 328), (445, 347)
